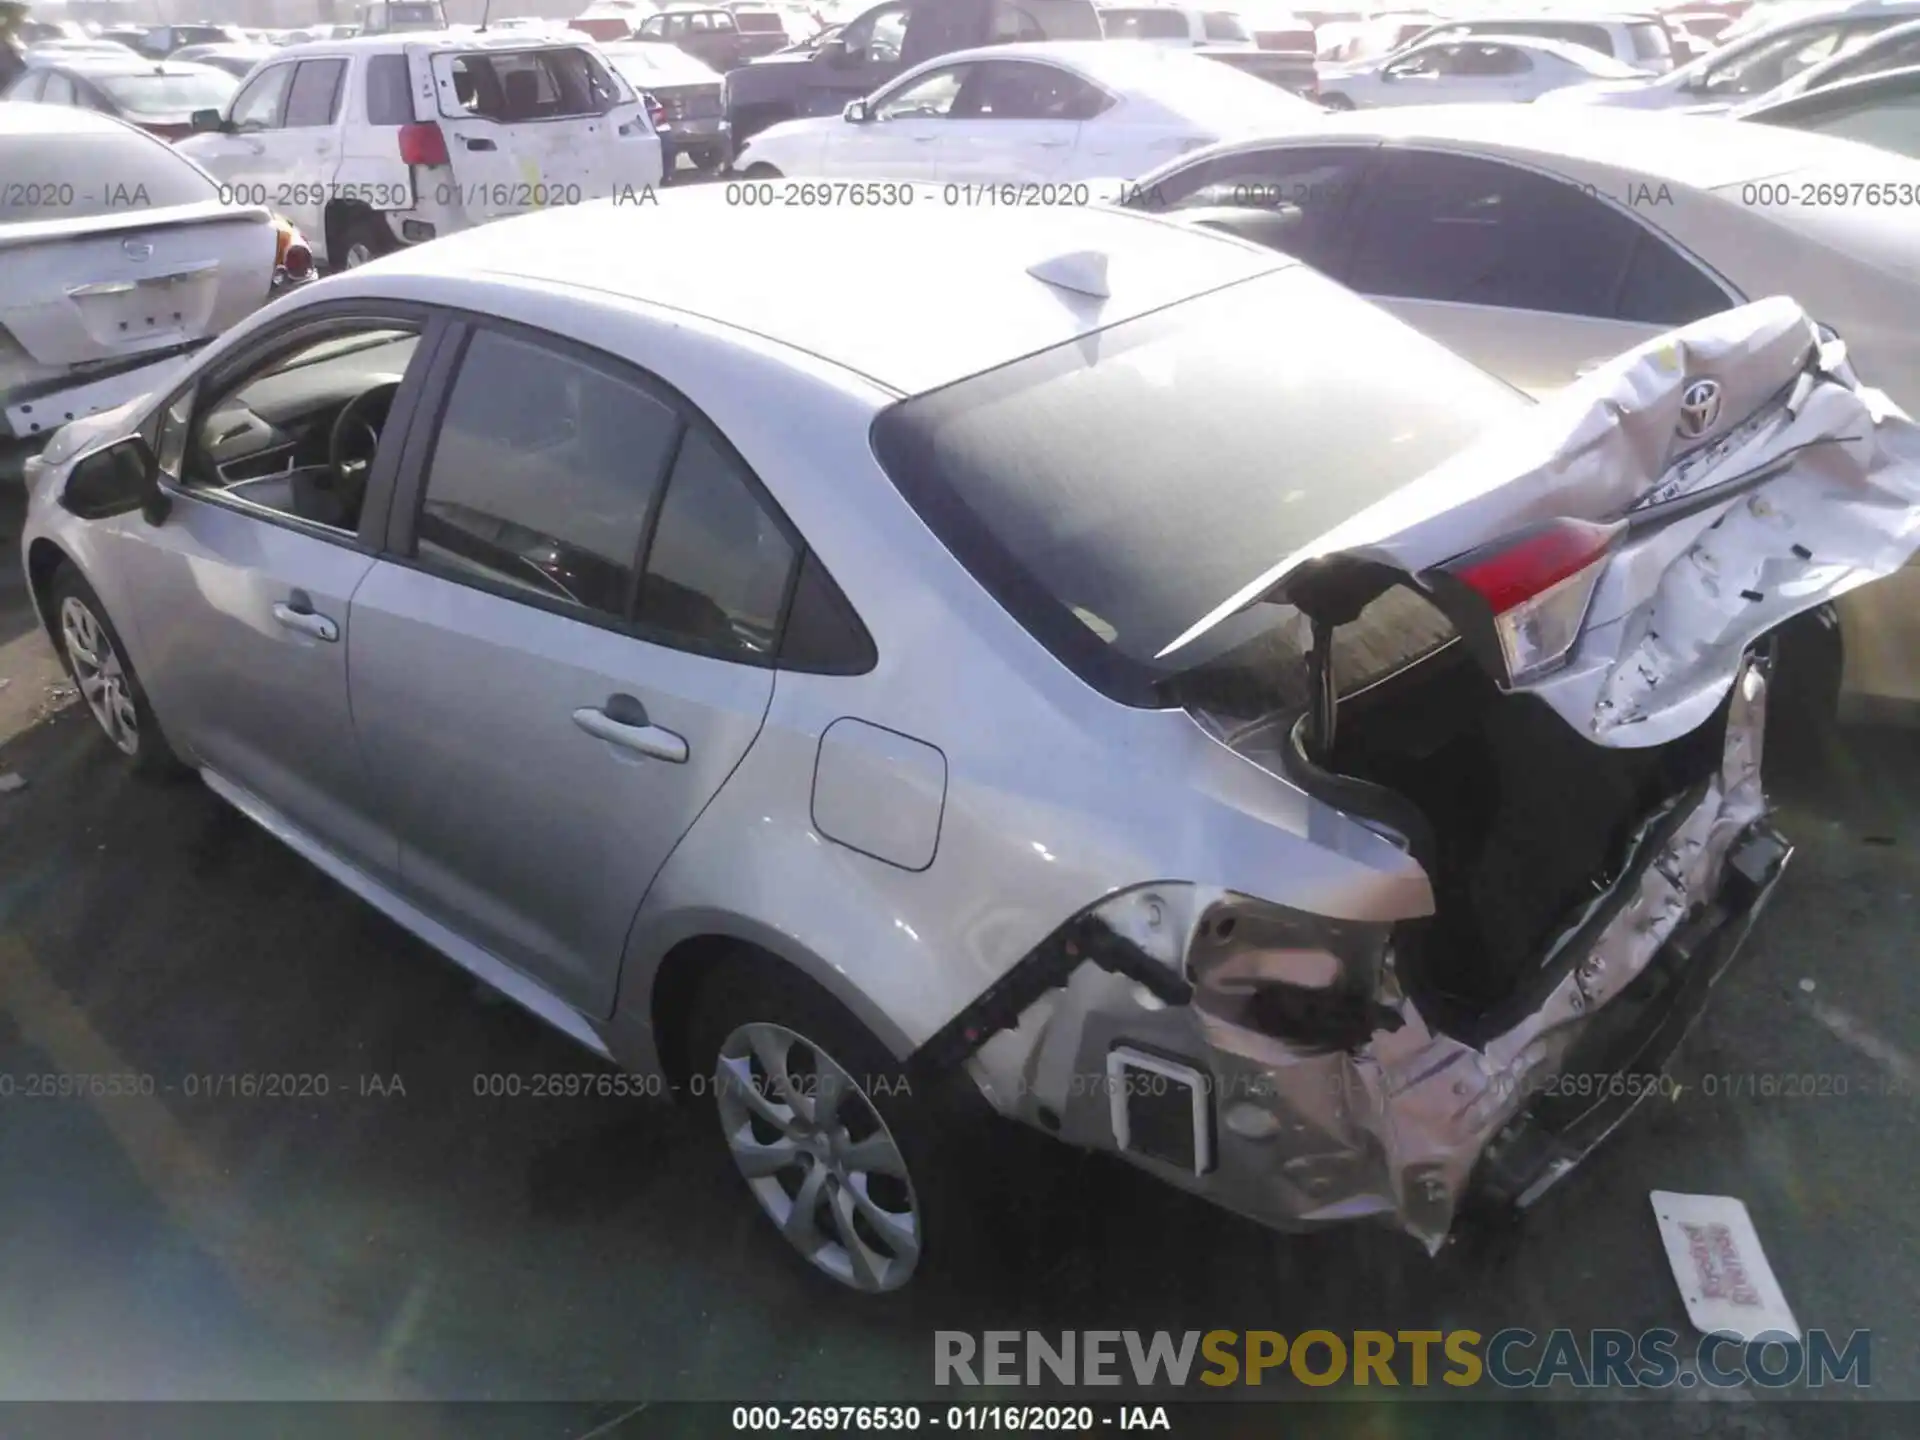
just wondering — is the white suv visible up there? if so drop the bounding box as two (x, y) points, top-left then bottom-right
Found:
(175, 31), (664, 271)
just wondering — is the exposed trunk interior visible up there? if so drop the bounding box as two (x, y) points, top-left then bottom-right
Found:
(1172, 585), (1730, 1041)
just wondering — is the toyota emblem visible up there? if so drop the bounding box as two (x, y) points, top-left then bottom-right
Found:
(1678, 378), (1722, 439)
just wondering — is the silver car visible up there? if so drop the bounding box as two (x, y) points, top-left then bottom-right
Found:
(18, 191), (1920, 1294)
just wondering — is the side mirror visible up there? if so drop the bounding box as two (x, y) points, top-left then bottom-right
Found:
(842, 98), (869, 121)
(191, 107), (225, 132)
(61, 436), (168, 524)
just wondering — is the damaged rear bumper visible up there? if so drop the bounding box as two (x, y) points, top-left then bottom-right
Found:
(913, 656), (1784, 1253)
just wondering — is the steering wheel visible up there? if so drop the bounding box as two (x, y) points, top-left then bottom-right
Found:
(327, 378), (401, 491)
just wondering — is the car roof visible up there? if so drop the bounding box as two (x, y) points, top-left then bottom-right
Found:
(356, 188), (1295, 396)
(1411, 10), (1660, 25)
(32, 55), (230, 76)
(269, 28), (595, 55)
(0, 102), (153, 136)
(1196, 103), (1905, 188)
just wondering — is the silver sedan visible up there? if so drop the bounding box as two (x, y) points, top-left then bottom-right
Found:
(18, 190), (1920, 1293)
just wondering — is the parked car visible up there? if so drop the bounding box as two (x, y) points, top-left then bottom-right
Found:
(1318, 35), (1653, 107)
(1198, 43), (1317, 92)
(0, 106), (312, 450)
(602, 39), (732, 171)
(722, 0), (1104, 142)
(175, 32), (663, 272)
(1540, 0), (1920, 107)
(358, 1), (450, 35)
(1740, 58), (1920, 154)
(18, 190), (1920, 1292)
(632, 4), (793, 68)
(1096, 3), (1258, 47)
(170, 42), (279, 78)
(21, 38), (144, 59)
(733, 40), (1320, 179)
(133, 23), (254, 58)
(1366, 9), (1678, 74)
(574, 0), (654, 42)
(4, 56), (240, 141)
(1123, 106), (1920, 721)
(1728, 14), (1920, 110)
(1318, 9), (1440, 61)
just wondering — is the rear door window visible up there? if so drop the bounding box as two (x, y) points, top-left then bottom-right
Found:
(364, 52), (413, 123)
(1101, 8), (1190, 39)
(956, 59), (1110, 118)
(1347, 150), (1644, 318)
(41, 72), (75, 104)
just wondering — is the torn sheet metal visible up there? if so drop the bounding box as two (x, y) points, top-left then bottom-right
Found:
(1651, 1191), (1801, 1343)
(967, 656), (1775, 1252)
(1169, 297), (1920, 748)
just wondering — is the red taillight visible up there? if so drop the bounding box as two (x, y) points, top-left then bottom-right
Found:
(282, 240), (313, 279)
(398, 121), (449, 166)
(643, 91), (667, 129)
(1436, 518), (1624, 686)
(1453, 519), (1620, 614)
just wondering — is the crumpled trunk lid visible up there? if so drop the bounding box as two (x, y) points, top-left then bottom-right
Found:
(1169, 297), (1920, 749)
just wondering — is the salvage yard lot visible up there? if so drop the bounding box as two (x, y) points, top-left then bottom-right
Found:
(2, 488), (1918, 1421)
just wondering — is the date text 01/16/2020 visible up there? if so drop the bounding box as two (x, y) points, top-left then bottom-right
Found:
(0, 1072), (407, 1099)
(731, 1406), (1172, 1431)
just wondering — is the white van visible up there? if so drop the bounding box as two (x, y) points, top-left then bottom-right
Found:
(176, 31), (665, 270)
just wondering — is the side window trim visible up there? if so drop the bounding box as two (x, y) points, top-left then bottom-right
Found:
(158, 302), (453, 553)
(383, 311), (819, 670)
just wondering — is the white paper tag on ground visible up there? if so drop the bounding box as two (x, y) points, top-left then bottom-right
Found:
(1651, 1191), (1800, 1343)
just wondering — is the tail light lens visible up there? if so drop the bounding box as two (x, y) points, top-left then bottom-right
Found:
(281, 239), (313, 279)
(398, 121), (449, 166)
(642, 91), (667, 129)
(1432, 518), (1624, 687)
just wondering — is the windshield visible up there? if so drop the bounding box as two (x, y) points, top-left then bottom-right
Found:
(868, 265), (1523, 703)
(94, 68), (240, 114)
(0, 125), (217, 218)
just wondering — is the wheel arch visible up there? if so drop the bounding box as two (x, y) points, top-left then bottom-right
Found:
(624, 915), (918, 1095)
(25, 537), (73, 648)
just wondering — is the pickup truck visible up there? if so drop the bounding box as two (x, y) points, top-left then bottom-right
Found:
(722, 0), (1101, 142)
(635, 7), (793, 71)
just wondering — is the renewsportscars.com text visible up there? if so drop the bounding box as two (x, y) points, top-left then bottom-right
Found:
(934, 1329), (1871, 1390)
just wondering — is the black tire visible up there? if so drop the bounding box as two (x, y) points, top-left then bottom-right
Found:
(1320, 92), (1355, 111)
(684, 952), (985, 1297)
(690, 150), (726, 176)
(739, 162), (782, 179)
(335, 211), (396, 271)
(1765, 605), (1844, 785)
(47, 567), (189, 780)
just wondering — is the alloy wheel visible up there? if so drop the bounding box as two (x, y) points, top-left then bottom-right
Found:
(343, 241), (375, 269)
(715, 1022), (922, 1293)
(60, 596), (139, 756)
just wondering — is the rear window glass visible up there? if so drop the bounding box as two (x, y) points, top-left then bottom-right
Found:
(868, 266), (1523, 702)
(0, 125), (217, 218)
(1629, 21), (1672, 59)
(1102, 7), (1190, 38)
(1202, 10), (1253, 40)
(95, 68), (239, 115)
(365, 52), (413, 123)
(436, 45), (625, 121)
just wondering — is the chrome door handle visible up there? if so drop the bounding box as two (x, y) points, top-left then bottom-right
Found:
(463, 136), (497, 150)
(272, 598), (338, 642)
(573, 700), (688, 763)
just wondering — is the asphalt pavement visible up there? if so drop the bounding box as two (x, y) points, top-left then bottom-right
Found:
(2, 481), (1918, 1435)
